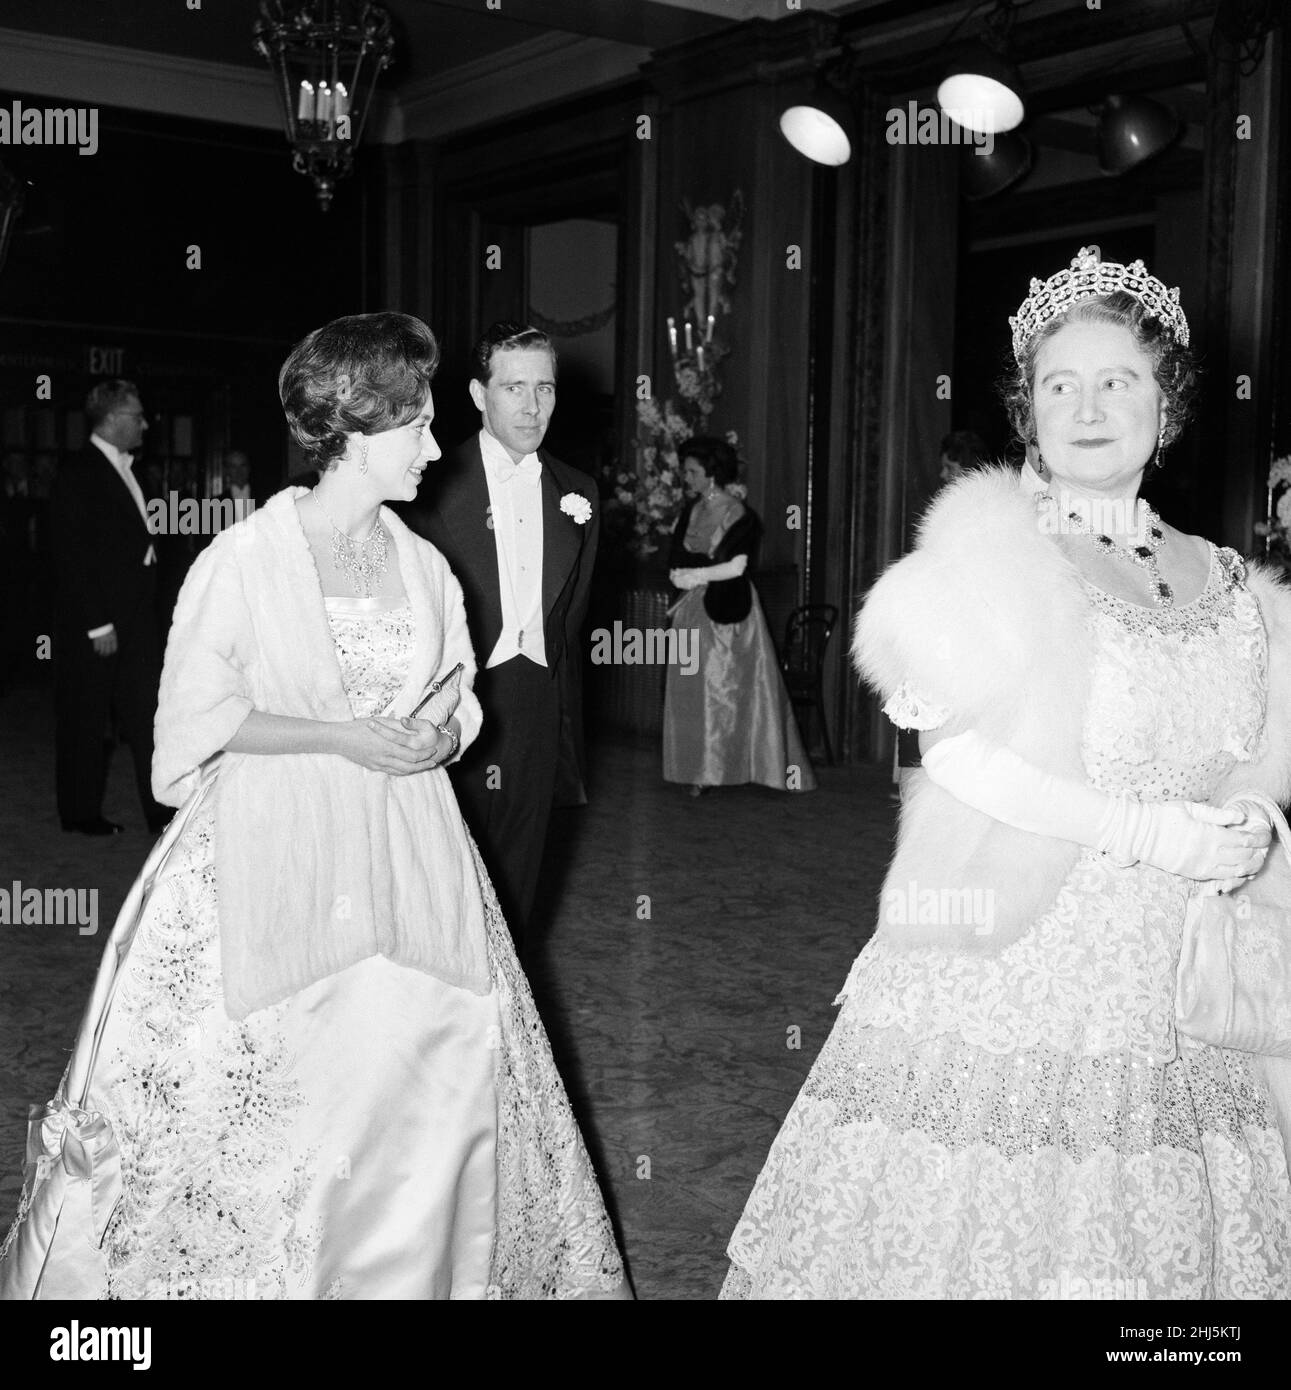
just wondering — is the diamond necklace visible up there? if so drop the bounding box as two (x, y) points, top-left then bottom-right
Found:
(1064, 497), (1173, 607)
(311, 489), (388, 597)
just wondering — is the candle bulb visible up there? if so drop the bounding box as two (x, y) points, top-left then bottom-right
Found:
(706, 313), (715, 343)
(696, 344), (706, 374)
(684, 321), (693, 351)
(667, 317), (678, 360)
(334, 81), (350, 122)
(316, 81), (333, 127)
(296, 79), (315, 123)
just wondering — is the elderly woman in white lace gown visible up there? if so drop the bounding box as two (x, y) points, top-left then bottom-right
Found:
(2, 313), (626, 1300)
(722, 249), (1291, 1299)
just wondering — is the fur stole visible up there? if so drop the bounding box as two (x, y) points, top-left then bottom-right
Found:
(153, 488), (490, 1017)
(851, 465), (1291, 957)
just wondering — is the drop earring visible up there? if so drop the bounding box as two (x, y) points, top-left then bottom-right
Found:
(1154, 425), (1166, 467)
(358, 439), (369, 476)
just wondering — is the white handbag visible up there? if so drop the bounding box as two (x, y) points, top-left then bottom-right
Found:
(0, 765), (218, 1299)
(1175, 792), (1291, 1056)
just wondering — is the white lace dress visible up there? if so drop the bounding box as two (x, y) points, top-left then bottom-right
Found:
(44, 597), (623, 1300)
(722, 547), (1291, 1299)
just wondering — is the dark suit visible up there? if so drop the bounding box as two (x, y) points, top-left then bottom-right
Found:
(51, 445), (165, 826)
(400, 435), (599, 941)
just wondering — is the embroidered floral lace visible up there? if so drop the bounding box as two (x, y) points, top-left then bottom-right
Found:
(723, 545), (1291, 1299)
(36, 602), (622, 1299)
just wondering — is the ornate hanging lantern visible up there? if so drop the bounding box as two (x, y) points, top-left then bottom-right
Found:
(253, 0), (395, 212)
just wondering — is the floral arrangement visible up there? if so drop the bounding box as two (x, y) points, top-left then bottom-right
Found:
(604, 347), (743, 561)
(1254, 454), (1291, 572)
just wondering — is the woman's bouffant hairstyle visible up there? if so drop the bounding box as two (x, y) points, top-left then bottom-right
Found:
(1001, 291), (1198, 464)
(279, 312), (441, 470)
(681, 436), (740, 488)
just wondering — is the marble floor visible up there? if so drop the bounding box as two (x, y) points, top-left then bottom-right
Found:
(0, 679), (894, 1300)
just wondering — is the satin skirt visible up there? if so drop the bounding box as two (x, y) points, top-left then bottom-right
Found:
(4, 794), (625, 1300)
(663, 585), (816, 792)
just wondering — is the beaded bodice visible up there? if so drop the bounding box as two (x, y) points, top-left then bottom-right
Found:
(324, 596), (415, 719)
(1081, 545), (1266, 802)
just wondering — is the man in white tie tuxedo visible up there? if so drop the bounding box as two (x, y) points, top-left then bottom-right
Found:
(402, 324), (599, 948)
(51, 379), (170, 835)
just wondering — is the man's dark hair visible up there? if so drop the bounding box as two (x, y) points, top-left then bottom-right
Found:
(469, 322), (557, 386)
(85, 379), (141, 429)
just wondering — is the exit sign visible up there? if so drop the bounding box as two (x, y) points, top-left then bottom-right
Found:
(88, 346), (125, 375)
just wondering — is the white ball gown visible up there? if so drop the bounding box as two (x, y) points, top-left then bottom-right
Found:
(722, 546), (1291, 1299)
(1, 594), (625, 1300)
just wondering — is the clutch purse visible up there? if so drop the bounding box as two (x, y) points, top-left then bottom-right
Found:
(1175, 792), (1291, 1056)
(0, 763), (219, 1299)
(407, 661), (464, 726)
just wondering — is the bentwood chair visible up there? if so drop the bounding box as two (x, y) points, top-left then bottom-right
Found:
(781, 603), (839, 765)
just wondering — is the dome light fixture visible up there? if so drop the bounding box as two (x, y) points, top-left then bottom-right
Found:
(960, 130), (1032, 200)
(937, 42), (1026, 134)
(936, 1), (1025, 135)
(779, 85), (853, 167)
(1096, 93), (1181, 175)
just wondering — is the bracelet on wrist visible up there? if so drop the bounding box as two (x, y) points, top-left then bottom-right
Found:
(435, 722), (460, 762)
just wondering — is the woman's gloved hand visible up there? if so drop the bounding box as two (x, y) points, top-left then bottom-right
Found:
(921, 730), (1271, 884)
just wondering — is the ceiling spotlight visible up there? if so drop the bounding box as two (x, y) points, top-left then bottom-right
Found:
(779, 86), (853, 166)
(960, 130), (1032, 200)
(1096, 93), (1180, 175)
(937, 40), (1025, 134)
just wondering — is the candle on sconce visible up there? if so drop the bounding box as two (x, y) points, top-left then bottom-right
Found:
(334, 82), (350, 122)
(696, 344), (706, 374)
(684, 321), (693, 351)
(296, 80), (315, 122)
(705, 313), (715, 343)
(316, 81), (333, 126)
(667, 317), (678, 359)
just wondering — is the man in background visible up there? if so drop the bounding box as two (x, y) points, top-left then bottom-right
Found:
(51, 379), (169, 835)
(402, 323), (598, 950)
(220, 449), (254, 507)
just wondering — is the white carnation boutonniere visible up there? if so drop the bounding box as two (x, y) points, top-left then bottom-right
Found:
(560, 492), (592, 525)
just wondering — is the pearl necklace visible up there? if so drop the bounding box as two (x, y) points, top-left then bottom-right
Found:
(312, 490), (388, 598)
(1064, 497), (1173, 606)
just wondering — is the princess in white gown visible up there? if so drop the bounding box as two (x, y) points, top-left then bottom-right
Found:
(1, 313), (626, 1300)
(722, 250), (1291, 1299)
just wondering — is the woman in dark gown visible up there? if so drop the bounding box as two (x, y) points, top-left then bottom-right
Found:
(662, 437), (815, 796)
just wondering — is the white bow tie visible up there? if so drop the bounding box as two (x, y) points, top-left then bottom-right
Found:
(496, 456), (541, 485)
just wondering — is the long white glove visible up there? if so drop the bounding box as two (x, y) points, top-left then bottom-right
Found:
(670, 553), (749, 589)
(921, 730), (1270, 883)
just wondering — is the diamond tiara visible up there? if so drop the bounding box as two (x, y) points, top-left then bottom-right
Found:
(1009, 246), (1189, 364)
